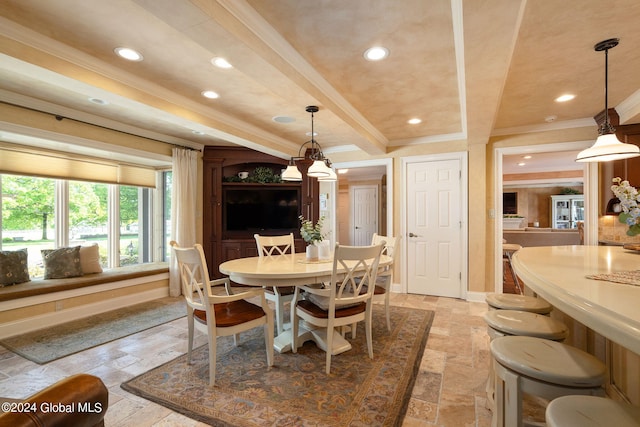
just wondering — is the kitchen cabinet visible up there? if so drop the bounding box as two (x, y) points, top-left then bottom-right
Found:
(551, 195), (584, 229)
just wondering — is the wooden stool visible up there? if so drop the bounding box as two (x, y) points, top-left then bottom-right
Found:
(546, 395), (640, 427)
(490, 336), (606, 427)
(484, 310), (568, 341)
(503, 243), (523, 294)
(486, 293), (552, 315)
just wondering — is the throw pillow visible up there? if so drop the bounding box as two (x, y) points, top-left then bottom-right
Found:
(79, 244), (103, 274)
(0, 248), (30, 286)
(42, 246), (83, 279)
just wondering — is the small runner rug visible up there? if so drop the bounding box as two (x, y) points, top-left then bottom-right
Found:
(0, 296), (185, 364)
(121, 305), (433, 427)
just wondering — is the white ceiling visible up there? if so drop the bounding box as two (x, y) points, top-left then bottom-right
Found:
(1, 0), (640, 167)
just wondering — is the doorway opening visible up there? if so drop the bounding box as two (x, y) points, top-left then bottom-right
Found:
(493, 141), (597, 293)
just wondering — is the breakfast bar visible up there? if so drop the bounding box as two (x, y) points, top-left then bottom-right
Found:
(511, 245), (640, 355)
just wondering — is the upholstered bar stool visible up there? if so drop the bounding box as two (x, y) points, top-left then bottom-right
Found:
(546, 395), (640, 427)
(485, 293), (552, 315)
(490, 336), (606, 427)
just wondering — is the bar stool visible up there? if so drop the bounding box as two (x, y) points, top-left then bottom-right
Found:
(484, 310), (569, 410)
(503, 243), (523, 294)
(546, 395), (640, 427)
(490, 336), (606, 427)
(484, 310), (568, 341)
(486, 293), (552, 315)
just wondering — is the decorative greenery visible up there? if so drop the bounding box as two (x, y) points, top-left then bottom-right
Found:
(223, 167), (282, 183)
(250, 166), (281, 183)
(560, 187), (582, 195)
(299, 215), (326, 244)
(611, 177), (640, 236)
(503, 214), (524, 218)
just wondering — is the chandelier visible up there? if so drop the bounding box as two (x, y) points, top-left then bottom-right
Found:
(281, 106), (336, 181)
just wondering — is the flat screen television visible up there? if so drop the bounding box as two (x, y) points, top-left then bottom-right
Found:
(223, 187), (300, 235)
(503, 192), (517, 214)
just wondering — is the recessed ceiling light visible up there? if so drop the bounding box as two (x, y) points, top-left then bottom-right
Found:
(306, 131), (318, 137)
(88, 97), (109, 105)
(211, 57), (232, 69)
(523, 155), (532, 159)
(114, 47), (143, 61)
(408, 118), (422, 124)
(272, 116), (295, 124)
(363, 46), (389, 61)
(338, 169), (349, 174)
(555, 94), (575, 103)
(518, 162), (526, 166)
(201, 90), (219, 99)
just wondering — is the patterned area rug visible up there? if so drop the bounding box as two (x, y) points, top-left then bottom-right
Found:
(1, 296), (185, 364)
(121, 306), (434, 427)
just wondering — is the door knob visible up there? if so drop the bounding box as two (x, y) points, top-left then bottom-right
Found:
(409, 232), (420, 237)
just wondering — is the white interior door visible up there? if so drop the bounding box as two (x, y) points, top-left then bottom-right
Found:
(406, 158), (463, 298)
(351, 185), (378, 246)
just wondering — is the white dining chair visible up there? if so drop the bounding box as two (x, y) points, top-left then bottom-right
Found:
(291, 242), (384, 374)
(254, 233), (296, 334)
(171, 241), (274, 386)
(370, 233), (400, 331)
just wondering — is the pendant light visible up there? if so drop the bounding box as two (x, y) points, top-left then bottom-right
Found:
(576, 38), (640, 162)
(281, 106), (335, 181)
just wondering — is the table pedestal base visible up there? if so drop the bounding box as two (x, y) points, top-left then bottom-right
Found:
(273, 325), (352, 355)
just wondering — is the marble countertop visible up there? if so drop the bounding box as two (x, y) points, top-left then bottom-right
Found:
(511, 245), (640, 355)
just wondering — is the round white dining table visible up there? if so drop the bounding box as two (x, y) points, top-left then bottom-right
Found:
(219, 252), (391, 353)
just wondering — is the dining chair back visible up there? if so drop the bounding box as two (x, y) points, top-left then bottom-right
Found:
(370, 233), (401, 331)
(171, 241), (274, 386)
(291, 242), (384, 374)
(254, 233), (296, 334)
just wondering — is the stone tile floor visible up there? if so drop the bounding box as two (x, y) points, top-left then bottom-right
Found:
(0, 294), (495, 426)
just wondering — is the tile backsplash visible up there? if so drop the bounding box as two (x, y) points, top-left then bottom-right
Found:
(598, 215), (640, 244)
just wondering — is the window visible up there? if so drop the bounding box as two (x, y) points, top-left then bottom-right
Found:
(1, 175), (56, 277)
(0, 173), (169, 273)
(162, 171), (172, 261)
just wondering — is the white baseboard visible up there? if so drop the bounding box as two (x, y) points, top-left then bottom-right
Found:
(466, 291), (488, 303)
(0, 287), (169, 340)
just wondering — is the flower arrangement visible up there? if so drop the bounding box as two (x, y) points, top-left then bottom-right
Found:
(299, 215), (326, 244)
(611, 177), (640, 236)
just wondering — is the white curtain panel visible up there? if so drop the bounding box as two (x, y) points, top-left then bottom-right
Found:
(170, 147), (198, 296)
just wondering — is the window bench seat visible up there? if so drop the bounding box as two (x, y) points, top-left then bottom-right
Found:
(0, 262), (170, 339)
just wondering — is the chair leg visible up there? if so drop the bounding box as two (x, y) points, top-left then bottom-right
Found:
(274, 297), (285, 335)
(291, 308), (299, 353)
(207, 333), (217, 386)
(187, 312), (194, 363)
(366, 311), (374, 359)
(263, 321), (274, 367)
(325, 325), (334, 374)
(384, 293), (391, 331)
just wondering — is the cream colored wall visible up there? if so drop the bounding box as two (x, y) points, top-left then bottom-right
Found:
(2, 104), (601, 295)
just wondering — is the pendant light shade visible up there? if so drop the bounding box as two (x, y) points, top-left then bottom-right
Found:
(576, 38), (640, 163)
(281, 163), (302, 181)
(308, 159), (331, 177)
(317, 166), (337, 181)
(281, 106), (335, 181)
(576, 133), (640, 162)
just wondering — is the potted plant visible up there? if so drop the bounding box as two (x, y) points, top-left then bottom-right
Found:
(299, 215), (326, 261)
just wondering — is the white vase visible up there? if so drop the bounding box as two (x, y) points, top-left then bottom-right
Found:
(306, 243), (319, 262)
(317, 240), (331, 260)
